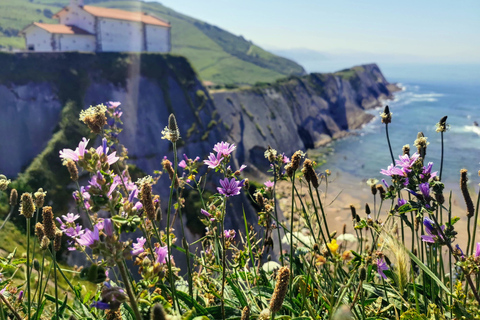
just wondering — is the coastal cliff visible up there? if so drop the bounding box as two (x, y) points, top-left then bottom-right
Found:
(212, 64), (399, 172)
(0, 54), (398, 255)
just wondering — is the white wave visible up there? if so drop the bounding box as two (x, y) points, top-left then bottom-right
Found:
(464, 125), (480, 136)
(392, 91), (445, 106)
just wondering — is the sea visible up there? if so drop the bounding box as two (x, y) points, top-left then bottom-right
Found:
(315, 64), (480, 189)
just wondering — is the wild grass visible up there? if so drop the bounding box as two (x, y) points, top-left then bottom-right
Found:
(0, 104), (479, 320)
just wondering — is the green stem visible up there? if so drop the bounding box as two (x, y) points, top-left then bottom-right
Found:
(273, 165), (284, 266)
(35, 252), (45, 320)
(0, 204), (15, 231)
(52, 245), (58, 320)
(314, 187), (332, 242)
(165, 142), (179, 312)
(117, 260), (142, 320)
(26, 218), (31, 320)
(289, 174), (295, 311)
(221, 199), (227, 320)
(469, 187), (480, 255)
(439, 131), (444, 181)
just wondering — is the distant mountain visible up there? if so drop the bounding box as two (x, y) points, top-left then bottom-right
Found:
(0, 0), (306, 84)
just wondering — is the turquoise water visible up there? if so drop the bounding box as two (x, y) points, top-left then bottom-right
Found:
(319, 64), (480, 187)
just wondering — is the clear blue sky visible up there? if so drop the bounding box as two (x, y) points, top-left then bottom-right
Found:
(148, 0), (480, 65)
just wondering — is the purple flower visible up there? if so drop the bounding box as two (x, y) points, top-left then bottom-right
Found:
(77, 226), (100, 247)
(376, 257), (388, 280)
(380, 164), (405, 177)
(419, 182), (430, 199)
(96, 143), (120, 165)
(217, 178), (242, 197)
(264, 181), (274, 188)
(62, 213), (80, 224)
(107, 101), (121, 109)
(178, 160), (187, 169)
(213, 142), (236, 156)
(128, 188), (138, 203)
(395, 152), (420, 171)
(131, 237), (146, 256)
(89, 171), (105, 189)
(59, 137), (89, 162)
(382, 179), (389, 189)
(421, 217), (445, 243)
(420, 162), (438, 180)
(103, 219), (114, 237)
(282, 154), (290, 164)
(65, 224), (84, 238)
(18, 290), (24, 301)
(204, 153), (224, 169)
(91, 301), (111, 310)
(476, 243), (480, 259)
(224, 229), (236, 239)
(238, 164), (247, 172)
(398, 198), (407, 206)
(201, 209), (212, 218)
(155, 246), (169, 264)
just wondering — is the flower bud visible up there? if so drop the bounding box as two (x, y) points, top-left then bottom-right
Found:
(9, 189), (18, 206)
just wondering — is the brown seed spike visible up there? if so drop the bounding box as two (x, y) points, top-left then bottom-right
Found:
(151, 303), (167, 320)
(269, 266), (290, 313)
(54, 230), (63, 252)
(241, 306), (250, 320)
(141, 183), (156, 221)
(66, 159), (79, 181)
(35, 222), (45, 242)
(42, 206), (56, 240)
(9, 189), (18, 207)
(460, 169), (475, 217)
(20, 193), (35, 219)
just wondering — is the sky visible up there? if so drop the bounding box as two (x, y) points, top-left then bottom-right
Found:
(148, 0), (480, 71)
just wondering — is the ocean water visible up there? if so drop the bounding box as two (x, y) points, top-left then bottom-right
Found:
(318, 64), (480, 188)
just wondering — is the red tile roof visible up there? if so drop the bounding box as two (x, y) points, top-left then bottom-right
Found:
(54, 5), (170, 27)
(29, 22), (93, 35)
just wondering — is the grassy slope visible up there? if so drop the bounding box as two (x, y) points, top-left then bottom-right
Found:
(0, 0), (305, 84)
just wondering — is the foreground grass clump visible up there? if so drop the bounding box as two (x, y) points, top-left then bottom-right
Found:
(1, 104), (480, 320)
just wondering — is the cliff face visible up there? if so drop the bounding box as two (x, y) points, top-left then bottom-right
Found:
(212, 64), (398, 171)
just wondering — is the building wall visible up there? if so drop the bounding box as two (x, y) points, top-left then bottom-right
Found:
(59, 6), (95, 34)
(97, 18), (143, 52)
(24, 27), (54, 52)
(58, 34), (95, 51)
(145, 25), (170, 52)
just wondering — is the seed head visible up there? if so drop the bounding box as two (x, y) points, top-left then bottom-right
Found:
(460, 169), (475, 217)
(291, 151), (304, 171)
(161, 114), (180, 143)
(106, 309), (122, 320)
(65, 159), (78, 181)
(302, 159), (318, 188)
(360, 267), (367, 281)
(259, 308), (271, 320)
(365, 203), (371, 215)
(42, 206), (56, 240)
(0, 175), (11, 191)
(19, 193), (35, 219)
(350, 204), (356, 220)
(243, 178), (250, 190)
(9, 189), (18, 206)
(241, 306), (250, 320)
(414, 132), (428, 161)
(151, 303), (167, 320)
(40, 237), (50, 250)
(34, 188), (47, 208)
(264, 146), (277, 163)
(255, 191), (265, 208)
(79, 104), (107, 134)
(162, 158), (179, 189)
(376, 185), (386, 200)
(35, 222), (45, 242)
(380, 105), (392, 124)
(269, 266), (290, 313)
(54, 230), (63, 251)
(141, 183), (156, 221)
(436, 115), (449, 133)
(402, 144), (410, 156)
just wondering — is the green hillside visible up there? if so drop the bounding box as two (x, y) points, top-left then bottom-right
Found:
(0, 0), (305, 84)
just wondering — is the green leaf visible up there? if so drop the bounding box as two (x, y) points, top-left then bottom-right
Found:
(226, 276), (247, 307)
(406, 249), (451, 295)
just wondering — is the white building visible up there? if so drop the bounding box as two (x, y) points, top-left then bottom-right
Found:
(21, 0), (171, 52)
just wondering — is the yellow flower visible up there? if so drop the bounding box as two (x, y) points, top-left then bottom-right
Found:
(327, 239), (338, 255)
